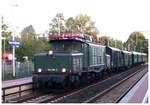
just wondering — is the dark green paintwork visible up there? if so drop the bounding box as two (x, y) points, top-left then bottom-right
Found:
(34, 53), (72, 73)
(106, 46), (124, 68)
(81, 43), (89, 71)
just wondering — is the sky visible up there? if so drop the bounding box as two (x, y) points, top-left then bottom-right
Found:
(1, 0), (150, 42)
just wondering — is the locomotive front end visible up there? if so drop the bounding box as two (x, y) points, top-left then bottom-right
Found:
(33, 52), (74, 88)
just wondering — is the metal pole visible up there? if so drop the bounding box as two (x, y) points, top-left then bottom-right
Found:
(11, 4), (18, 77)
(28, 60), (29, 75)
(12, 35), (16, 77)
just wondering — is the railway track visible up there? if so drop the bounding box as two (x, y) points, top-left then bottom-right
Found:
(3, 64), (147, 103)
(84, 65), (147, 103)
(50, 65), (147, 103)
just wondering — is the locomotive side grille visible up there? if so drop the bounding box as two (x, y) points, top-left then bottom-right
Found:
(73, 57), (82, 73)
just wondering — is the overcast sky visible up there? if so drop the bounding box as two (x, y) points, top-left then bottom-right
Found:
(1, 0), (150, 42)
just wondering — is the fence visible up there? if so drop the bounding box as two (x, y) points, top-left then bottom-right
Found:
(2, 82), (33, 102)
(2, 61), (34, 80)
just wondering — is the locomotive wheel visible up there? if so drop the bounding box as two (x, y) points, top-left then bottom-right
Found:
(116, 67), (119, 73)
(73, 80), (80, 88)
(87, 74), (92, 84)
(100, 71), (104, 79)
(62, 82), (67, 89)
(61, 79), (71, 89)
(41, 82), (45, 89)
(80, 75), (88, 86)
(95, 73), (100, 80)
(73, 76), (81, 88)
(33, 82), (38, 91)
(92, 73), (96, 81)
(106, 69), (111, 76)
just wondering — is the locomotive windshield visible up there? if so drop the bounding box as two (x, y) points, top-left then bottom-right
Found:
(50, 41), (81, 52)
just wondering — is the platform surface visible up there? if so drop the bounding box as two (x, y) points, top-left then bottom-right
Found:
(119, 71), (148, 103)
(2, 77), (32, 88)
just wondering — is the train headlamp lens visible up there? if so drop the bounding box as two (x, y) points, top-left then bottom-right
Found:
(62, 68), (66, 72)
(38, 68), (42, 72)
(48, 51), (53, 55)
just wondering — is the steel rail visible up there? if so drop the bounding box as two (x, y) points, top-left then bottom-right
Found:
(115, 69), (147, 103)
(46, 65), (145, 103)
(84, 66), (147, 103)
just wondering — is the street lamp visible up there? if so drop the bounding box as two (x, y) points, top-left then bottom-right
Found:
(11, 4), (18, 77)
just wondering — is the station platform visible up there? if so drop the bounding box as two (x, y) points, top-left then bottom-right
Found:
(119, 72), (148, 103)
(2, 77), (32, 88)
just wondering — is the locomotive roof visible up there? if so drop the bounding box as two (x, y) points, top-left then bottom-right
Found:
(50, 38), (105, 47)
(35, 52), (83, 56)
(50, 38), (84, 43)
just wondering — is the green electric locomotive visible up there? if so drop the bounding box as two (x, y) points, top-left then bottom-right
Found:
(33, 33), (147, 89)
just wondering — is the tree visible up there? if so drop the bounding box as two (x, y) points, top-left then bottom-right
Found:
(143, 39), (148, 54)
(100, 36), (109, 46)
(100, 36), (124, 49)
(115, 39), (124, 49)
(65, 17), (78, 33)
(16, 25), (50, 61)
(126, 31), (147, 53)
(49, 13), (66, 35)
(66, 14), (99, 39)
(21, 25), (36, 41)
(48, 13), (99, 40)
(1, 16), (12, 53)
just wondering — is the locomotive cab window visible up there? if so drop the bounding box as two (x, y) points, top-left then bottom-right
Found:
(50, 41), (81, 52)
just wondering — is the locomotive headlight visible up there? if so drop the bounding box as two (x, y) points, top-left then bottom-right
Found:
(38, 68), (42, 72)
(62, 68), (66, 72)
(48, 50), (53, 55)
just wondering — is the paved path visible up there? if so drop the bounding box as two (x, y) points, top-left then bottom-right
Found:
(2, 77), (32, 88)
(119, 70), (148, 103)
